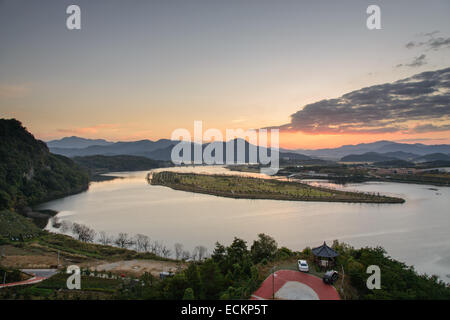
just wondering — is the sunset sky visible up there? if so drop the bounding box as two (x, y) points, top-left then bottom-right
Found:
(1, 0), (449, 149)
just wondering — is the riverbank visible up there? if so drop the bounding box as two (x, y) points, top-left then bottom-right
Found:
(149, 171), (405, 203)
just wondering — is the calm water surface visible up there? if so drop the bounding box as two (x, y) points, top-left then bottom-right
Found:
(38, 166), (450, 282)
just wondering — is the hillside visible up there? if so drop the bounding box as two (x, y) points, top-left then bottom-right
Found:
(0, 119), (89, 211)
(0, 210), (40, 238)
(49, 139), (177, 158)
(340, 152), (397, 162)
(46, 136), (113, 149)
(73, 155), (172, 173)
(373, 160), (415, 168)
(414, 153), (450, 163)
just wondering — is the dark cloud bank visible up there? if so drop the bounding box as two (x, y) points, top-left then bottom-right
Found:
(276, 68), (450, 134)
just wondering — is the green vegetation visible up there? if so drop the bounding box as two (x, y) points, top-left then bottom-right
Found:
(1, 232), (449, 300)
(0, 266), (26, 284)
(73, 155), (172, 175)
(150, 171), (405, 203)
(0, 119), (89, 211)
(332, 241), (450, 299)
(278, 162), (450, 186)
(0, 210), (41, 238)
(36, 272), (121, 293)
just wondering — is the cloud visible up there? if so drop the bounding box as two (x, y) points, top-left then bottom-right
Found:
(405, 31), (450, 51)
(396, 54), (427, 68)
(273, 68), (450, 135)
(411, 123), (450, 133)
(405, 41), (415, 49)
(428, 37), (450, 50)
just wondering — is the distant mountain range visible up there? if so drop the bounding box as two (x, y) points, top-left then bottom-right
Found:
(47, 137), (314, 162)
(292, 140), (450, 160)
(340, 152), (450, 163)
(47, 136), (113, 149)
(47, 137), (450, 164)
(49, 138), (176, 160)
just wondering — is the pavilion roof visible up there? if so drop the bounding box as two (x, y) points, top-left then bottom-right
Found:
(312, 242), (339, 258)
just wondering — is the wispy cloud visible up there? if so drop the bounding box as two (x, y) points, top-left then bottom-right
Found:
(396, 54), (427, 68)
(405, 31), (450, 51)
(411, 123), (450, 133)
(271, 68), (450, 135)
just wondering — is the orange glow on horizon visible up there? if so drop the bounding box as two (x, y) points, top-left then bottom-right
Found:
(278, 131), (450, 149)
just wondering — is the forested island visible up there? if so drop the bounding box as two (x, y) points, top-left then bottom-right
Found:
(149, 171), (405, 203)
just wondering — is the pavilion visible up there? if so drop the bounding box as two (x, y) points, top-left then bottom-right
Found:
(312, 242), (339, 269)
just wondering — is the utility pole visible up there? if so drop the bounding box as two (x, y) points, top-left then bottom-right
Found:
(271, 266), (276, 300)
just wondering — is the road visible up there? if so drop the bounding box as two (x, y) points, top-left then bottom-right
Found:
(0, 269), (58, 289)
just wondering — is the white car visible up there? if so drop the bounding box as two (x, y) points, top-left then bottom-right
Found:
(298, 259), (309, 272)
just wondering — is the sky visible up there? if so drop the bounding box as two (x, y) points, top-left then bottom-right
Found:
(0, 0), (449, 149)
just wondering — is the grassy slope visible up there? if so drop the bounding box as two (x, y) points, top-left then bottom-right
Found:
(0, 210), (41, 238)
(150, 172), (405, 203)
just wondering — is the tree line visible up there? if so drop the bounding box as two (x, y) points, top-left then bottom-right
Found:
(52, 217), (208, 260)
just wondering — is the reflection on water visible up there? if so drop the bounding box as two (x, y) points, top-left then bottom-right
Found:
(38, 166), (450, 282)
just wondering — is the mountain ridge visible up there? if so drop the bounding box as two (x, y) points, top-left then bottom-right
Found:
(47, 136), (450, 161)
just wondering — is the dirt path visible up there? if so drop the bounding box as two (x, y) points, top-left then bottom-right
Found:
(90, 259), (184, 277)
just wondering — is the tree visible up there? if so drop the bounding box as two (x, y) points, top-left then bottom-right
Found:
(114, 233), (133, 248)
(98, 231), (112, 246)
(195, 245), (208, 260)
(227, 237), (248, 264)
(198, 259), (225, 299)
(174, 243), (183, 260)
(183, 287), (195, 300)
(150, 241), (162, 255)
(184, 263), (201, 297)
(161, 245), (172, 258)
(191, 247), (199, 261)
(250, 233), (278, 263)
(182, 250), (191, 260)
(60, 220), (72, 233)
(50, 216), (60, 228)
(212, 242), (226, 262)
(135, 234), (150, 252)
(165, 273), (188, 299)
(72, 223), (96, 242)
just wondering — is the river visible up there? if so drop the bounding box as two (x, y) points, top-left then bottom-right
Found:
(37, 166), (450, 282)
